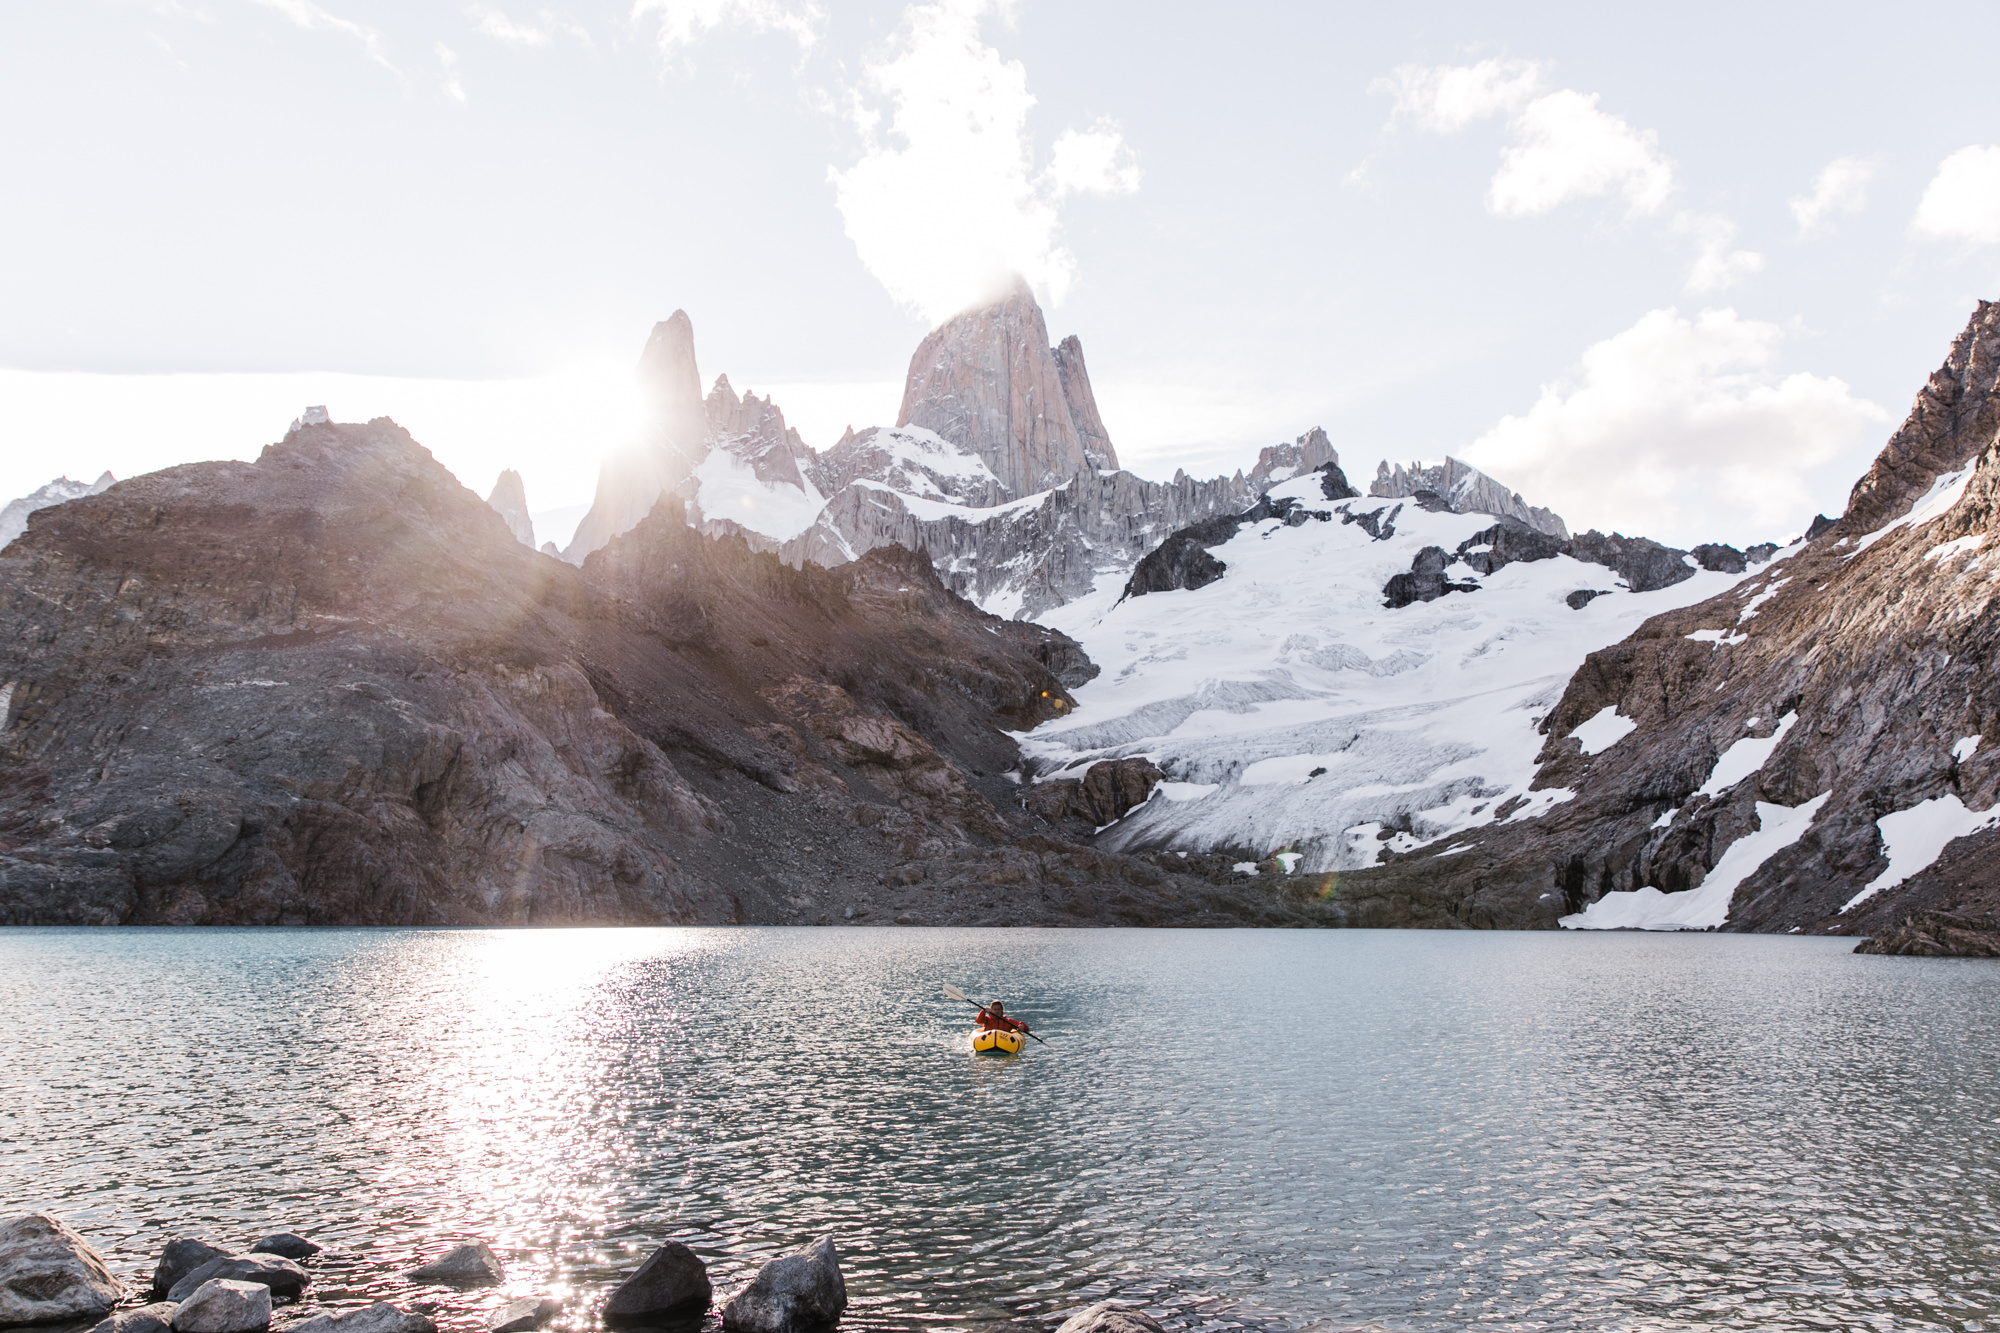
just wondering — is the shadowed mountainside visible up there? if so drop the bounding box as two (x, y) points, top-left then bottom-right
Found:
(0, 418), (1324, 927)
(1325, 300), (2000, 935)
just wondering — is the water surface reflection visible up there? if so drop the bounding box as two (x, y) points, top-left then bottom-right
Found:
(2, 928), (1996, 1332)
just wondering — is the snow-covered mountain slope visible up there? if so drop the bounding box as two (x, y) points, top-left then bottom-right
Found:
(0, 472), (115, 549)
(1021, 471), (1778, 871)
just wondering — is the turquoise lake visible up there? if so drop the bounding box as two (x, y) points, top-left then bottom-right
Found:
(2, 928), (1996, 1332)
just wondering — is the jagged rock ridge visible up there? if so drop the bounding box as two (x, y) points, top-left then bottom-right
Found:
(898, 276), (1118, 495)
(1372, 457), (1569, 540)
(1324, 299), (2000, 937)
(485, 469), (535, 546)
(0, 416), (1327, 928)
(1, 473), (116, 549)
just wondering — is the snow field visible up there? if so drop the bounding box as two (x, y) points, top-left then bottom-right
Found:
(1025, 474), (1766, 873)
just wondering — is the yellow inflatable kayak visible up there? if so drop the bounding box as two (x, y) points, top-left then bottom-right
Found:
(971, 1027), (1024, 1054)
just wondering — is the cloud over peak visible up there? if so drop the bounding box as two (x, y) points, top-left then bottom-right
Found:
(631, 0), (820, 57)
(828, 0), (1140, 325)
(1462, 307), (1886, 546)
(1383, 59), (1675, 218)
(1911, 145), (2000, 249)
(1789, 155), (1881, 239)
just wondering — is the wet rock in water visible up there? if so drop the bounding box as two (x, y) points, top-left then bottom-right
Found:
(0, 1212), (127, 1325)
(248, 1237), (321, 1263)
(601, 1243), (711, 1325)
(154, 1241), (232, 1299)
(718, 1237), (845, 1333)
(1053, 1303), (1167, 1333)
(172, 1281), (271, 1333)
(284, 1302), (434, 1333)
(404, 1243), (503, 1287)
(168, 1257), (308, 1304)
(1855, 910), (2000, 956)
(88, 1302), (180, 1333)
(485, 1297), (561, 1333)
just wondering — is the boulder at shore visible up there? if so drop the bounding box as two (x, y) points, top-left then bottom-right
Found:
(1055, 1303), (1168, 1333)
(718, 1237), (845, 1333)
(601, 1243), (711, 1325)
(249, 1235), (322, 1261)
(171, 1280), (271, 1333)
(485, 1297), (561, 1333)
(285, 1301), (435, 1333)
(405, 1242), (504, 1286)
(89, 1302), (180, 1333)
(167, 1255), (309, 1304)
(154, 1240), (231, 1299)
(0, 1213), (126, 1325)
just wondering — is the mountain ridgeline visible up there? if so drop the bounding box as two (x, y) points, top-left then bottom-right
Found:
(3, 284), (1997, 941)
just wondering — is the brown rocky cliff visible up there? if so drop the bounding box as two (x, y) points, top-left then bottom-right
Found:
(0, 417), (1317, 929)
(1052, 334), (1119, 472)
(1323, 300), (2000, 936)
(896, 277), (1103, 497)
(564, 310), (711, 561)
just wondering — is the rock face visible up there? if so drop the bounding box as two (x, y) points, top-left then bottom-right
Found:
(485, 471), (535, 547)
(564, 312), (710, 561)
(89, 1302), (179, 1333)
(0, 415), (1319, 928)
(154, 1240), (231, 1298)
(0, 1213), (124, 1326)
(1372, 457), (1569, 539)
(1054, 1303), (1167, 1333)
(248, 1235), (320, 1262)
(286, 1302), (434, 1333)
(1328, 300), (2000, 936)
(1023, 758), (1165, 831)
(1, 472), (115, 549)
(171, 1280), (270, 1333)
(403, 1242), (502, 1286)
(897, 277), (1112, 496)
(167, 1255), (307, 1303)
(600, 1243), (710, 1325)
(718, 1237), (845, 1333)
(485, 1297), (561, 1333)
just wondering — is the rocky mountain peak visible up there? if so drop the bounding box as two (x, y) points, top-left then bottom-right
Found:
(1838, 299), (2000, 537)
(1371, 456), (1569, 540)
(896, 275), (1115, 497)
(564, 310), (713, 562)
(485, 469), (535, 547)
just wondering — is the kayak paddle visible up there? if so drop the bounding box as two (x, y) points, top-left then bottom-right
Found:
(943, 981), (1049, 1045)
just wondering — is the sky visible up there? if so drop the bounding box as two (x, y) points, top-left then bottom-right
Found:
(3, 0), (1999, 548)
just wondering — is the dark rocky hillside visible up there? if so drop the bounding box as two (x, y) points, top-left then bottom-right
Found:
(1332, 300), (2000, 936)
(0, 419), (1320, 927)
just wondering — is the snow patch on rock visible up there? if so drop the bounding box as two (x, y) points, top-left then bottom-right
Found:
(1562, 793), (1831, 930)
(1571, 705), (1637, 755)
(1841, 794), (2000, 913)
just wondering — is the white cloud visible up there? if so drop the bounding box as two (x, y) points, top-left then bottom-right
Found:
(437, 43), (466, 102)
(828, 0), (1140, 324)
(1462, 308), (1888, 546)
(1675, 211), (1764, 293)
(1045, 119), (1142, 199)
(1487, 89), (1674, 217)
(1790, 155), (1881, 239)
(1380, 57), (1544, 133)
(1911, 145), (2000, 248)
(471, 8), (550, 45)
(630, 0), (819, 56)
(1384, 61), (1676, 218)
(250, 0), (395, 71)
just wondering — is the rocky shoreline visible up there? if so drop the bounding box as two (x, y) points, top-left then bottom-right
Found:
(0, 1215), (1310, 1333)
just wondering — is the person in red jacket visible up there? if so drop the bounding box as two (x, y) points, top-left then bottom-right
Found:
(975, 1000), (1029, 1034)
